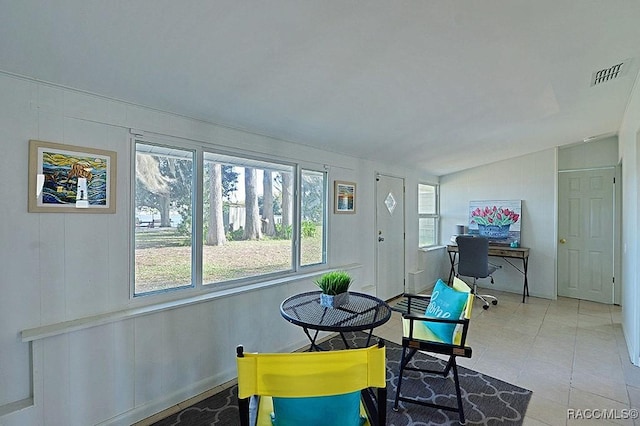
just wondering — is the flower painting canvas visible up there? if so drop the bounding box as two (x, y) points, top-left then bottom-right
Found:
(468, 200), (521, 245)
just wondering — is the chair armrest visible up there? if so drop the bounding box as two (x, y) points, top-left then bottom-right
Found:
(404, 337), (473, 357)
(400, 293), (431, 315)
(403, 313), (466, 325)
(402, 292), (431, 300)
(403, 314), (471, 349)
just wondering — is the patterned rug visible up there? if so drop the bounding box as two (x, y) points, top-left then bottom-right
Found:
(152, 332), (532, 425)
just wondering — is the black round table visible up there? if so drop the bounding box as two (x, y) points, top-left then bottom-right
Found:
(280, 291), (392, 350)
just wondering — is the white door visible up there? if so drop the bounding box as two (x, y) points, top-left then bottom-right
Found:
(375, 174), (405, 301)
(558, 168), (615, 303)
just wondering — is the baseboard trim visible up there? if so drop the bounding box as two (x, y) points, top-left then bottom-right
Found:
(0, 397), (33, 418)
(96, 373), (231, 426)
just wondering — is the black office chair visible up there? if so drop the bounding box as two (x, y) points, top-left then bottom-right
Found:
(456, 235), (498, 310)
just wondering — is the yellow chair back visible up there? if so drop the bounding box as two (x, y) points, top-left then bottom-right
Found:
(237, 343), (386, 399)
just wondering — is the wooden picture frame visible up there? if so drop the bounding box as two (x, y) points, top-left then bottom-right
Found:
(28, 140), (117, 213)
(334, 181), (356, 214)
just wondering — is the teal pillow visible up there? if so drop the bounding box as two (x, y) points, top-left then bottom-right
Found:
(424, 279), (468, 343)
(270, 391), (365, 426)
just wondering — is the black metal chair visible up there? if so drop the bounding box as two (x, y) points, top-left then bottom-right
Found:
(393, 277), (474, 424)
(456, 235), (498, 310)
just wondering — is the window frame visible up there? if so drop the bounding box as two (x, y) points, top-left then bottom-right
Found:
(418, 182), (440, 248)
(130, 134), (328, 298)
(298, 167), (329, 267)
(132, 140), (198, 297)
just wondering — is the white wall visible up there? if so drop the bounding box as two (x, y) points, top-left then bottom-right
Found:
(619, 69), (640, 366)
(439, 149), (557, 300)
(415, 248), (449, 293)
(557, 136), (618, 170)
(0, 73), (436, 425)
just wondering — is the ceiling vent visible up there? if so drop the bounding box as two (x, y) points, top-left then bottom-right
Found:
(591, 61), (626, 86)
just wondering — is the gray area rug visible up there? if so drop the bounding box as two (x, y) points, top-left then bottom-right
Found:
(152, 331), (532, 425)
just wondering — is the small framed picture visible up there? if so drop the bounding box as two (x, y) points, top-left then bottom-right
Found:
(334, 181), (356, 214)
(28, 140), (117, 213)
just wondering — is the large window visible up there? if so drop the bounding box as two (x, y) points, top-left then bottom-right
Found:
(300, 169), (327, 266)
(134, 140), (327, 296)
(134, 144), (194, 294)
(418, 183), (439, 247)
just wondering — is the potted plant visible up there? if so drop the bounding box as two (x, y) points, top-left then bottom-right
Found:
(315, 271), (352, 308)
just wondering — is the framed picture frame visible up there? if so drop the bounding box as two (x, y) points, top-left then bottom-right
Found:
(28, 139), (117, 213)
(334, 180), (356, 214)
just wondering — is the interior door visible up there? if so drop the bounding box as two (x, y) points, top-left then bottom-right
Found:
(558, 168), (615, 303)
(375, 174), (405, 301)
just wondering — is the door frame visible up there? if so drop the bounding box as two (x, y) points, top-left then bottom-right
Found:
(613, 164), (622, 305)
(556, 165), (621, 304)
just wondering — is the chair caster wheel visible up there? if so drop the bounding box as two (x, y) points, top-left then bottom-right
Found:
(492, 300), (498, 305)
(483, 304), (489, 310)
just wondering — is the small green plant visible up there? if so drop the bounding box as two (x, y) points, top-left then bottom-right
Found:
(301, 220), (317, 238)
(314, 271), (352, 295)
(275, 223), (292, 240)
(226, 228), (244, 241)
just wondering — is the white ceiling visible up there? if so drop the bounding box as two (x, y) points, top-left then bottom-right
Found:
(2, 1), (640, 175)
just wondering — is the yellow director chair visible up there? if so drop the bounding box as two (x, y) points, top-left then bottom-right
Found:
(236, 340), (387, 426)
(393, 277), (474, 424)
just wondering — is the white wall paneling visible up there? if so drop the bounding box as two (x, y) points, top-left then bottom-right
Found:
(0, 72), (436, 425)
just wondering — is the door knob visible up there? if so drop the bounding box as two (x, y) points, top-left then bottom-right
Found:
(559, 238), (566, 244)
(378, 237), (384, 242)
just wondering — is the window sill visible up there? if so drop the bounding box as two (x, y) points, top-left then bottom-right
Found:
(21, 263), (361, 343)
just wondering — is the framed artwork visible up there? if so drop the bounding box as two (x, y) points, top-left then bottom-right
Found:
(28, 140), (117, 213)
(334, 181), (356, 214)
(468, 200), (521, 245)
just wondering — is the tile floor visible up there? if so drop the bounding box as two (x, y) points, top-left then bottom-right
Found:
(137, 290), (640, 426)
(374, 289), (640, 426)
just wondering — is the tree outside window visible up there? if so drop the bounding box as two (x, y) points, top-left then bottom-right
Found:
(134, 141), (327, 296)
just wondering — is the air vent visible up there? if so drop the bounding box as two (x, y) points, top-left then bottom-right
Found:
(591, 62), (625, 86)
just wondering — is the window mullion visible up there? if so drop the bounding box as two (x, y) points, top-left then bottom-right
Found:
(293, 165), (301, 270)
(193, 148), (204, 288)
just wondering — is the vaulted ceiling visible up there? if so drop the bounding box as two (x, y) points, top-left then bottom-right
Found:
(2, 1), (639, 175)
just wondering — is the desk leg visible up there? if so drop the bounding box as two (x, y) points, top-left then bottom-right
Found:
(447, 251), (457, 284)
(522, 257), (529, 303)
